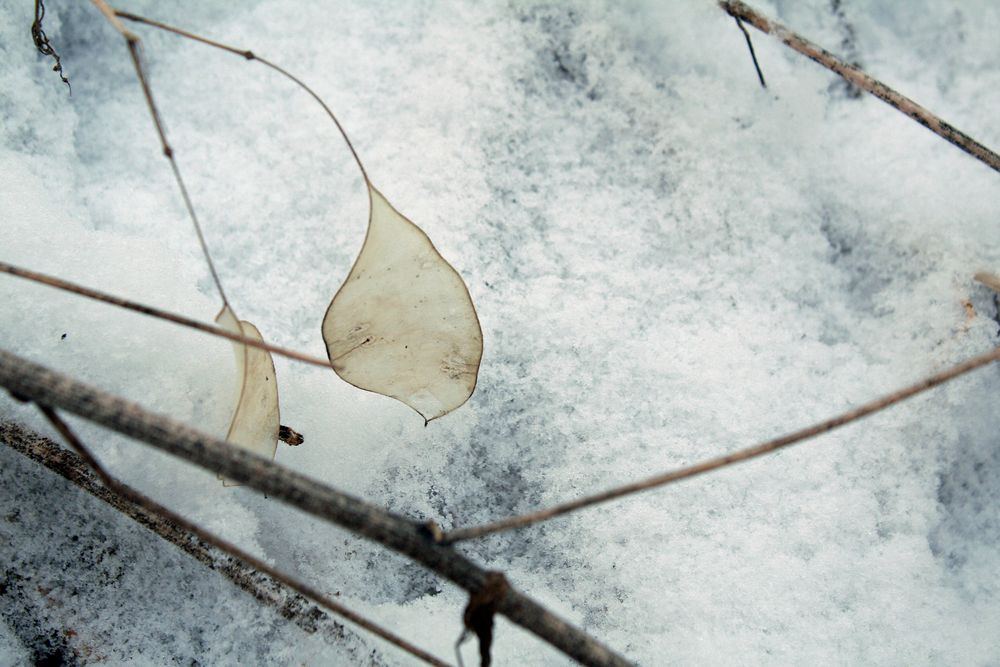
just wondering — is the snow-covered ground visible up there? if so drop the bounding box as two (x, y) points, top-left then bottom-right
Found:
(2, 0), (999, 664)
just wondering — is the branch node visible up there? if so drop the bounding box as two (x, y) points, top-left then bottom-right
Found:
(420, 519), (445, 543)
(462, 572), (509, 667)
(7, 390), (32, 404)
(278, 424), (304, 446)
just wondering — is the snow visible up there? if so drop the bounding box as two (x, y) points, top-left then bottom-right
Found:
(2, 0), (1000, 664)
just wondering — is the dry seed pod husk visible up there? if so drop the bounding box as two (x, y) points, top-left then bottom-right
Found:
(322, 184), (483, 422)
(216, 305), (280, 485)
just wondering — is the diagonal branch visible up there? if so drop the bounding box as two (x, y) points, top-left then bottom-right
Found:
(0, 260), (331, 370)
(719, 0), (1000, 176)
(0, 419), (446, 666)
(0, 348), (632, 667)
(441, 344), (1000, 543)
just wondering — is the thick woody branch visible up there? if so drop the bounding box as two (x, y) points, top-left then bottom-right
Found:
(14, 411), (447, 666)
(0, 349), (631, 667)
(0, 420), (395, 662)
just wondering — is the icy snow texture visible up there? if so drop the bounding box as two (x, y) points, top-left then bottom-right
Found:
(2, 0), (1000, 664)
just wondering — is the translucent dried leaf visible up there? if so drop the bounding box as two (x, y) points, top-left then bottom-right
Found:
(322, 185), (483, 422)
(216, 305), (280, 485)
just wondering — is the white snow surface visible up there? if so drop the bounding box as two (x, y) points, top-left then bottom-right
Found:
(2, 0), (1000, 664)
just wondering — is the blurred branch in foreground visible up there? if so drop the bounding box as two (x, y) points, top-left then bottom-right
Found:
(0, 349), (631, 667)
(1, 416), (449, 666)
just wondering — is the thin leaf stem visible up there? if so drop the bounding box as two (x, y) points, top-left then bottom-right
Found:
(114, 10), (371, 186)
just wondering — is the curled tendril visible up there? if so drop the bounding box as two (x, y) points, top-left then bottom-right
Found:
(31, 0), (71, 92)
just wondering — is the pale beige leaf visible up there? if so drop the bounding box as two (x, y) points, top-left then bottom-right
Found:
(216, 305), (280, 486)
(322, 184), (483, 422)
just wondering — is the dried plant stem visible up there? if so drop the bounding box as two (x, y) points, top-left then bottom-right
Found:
(8, 257), (999, 551)
(21, 404), (447, 667)
(31, 0), (71, 91)
(89, 0), (230, 304)
(89, 0), (134, 37)
(0, 349), (632, 667)
(442, 345), (1000, 543)
(719, 0), (1000, 176)
(0, 421), (362, 650)
(113, 9), (371, 185)
(734, 17), (766, 88)
(0, 260), (332, 371)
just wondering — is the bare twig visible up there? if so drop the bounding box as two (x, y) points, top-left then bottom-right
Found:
(89, 0), (229, 304)
(0, 349), (632, 667)
(733, 17), (766, 88)
(0, 260), (332, 371)
(0, 420), (372, 656)
(24, 408), (449, 666)
(441, 345), (1000, 543)
(718, 0), (1000, 176)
